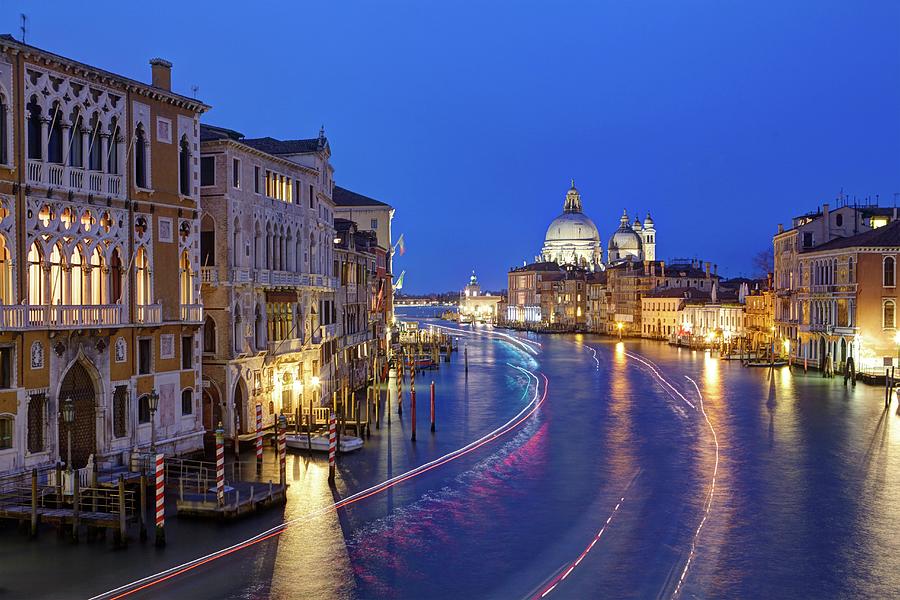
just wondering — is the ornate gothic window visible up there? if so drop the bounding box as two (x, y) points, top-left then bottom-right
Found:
(88, 114), (102, 171)
(0, 95), (7, 165)
(26, 96), (41, 160)
(69, 109), (84, 168)
(179, 135), (190, 195)
(108, 117), (120, 175)
(135, 124), (147, 188)
(27, 242), (42, 305)
(885, 256), (896, 288)
(884, 300), (896, 330)
(203, 315), (216, 354)
(70, 245), (85, 306)
(110, 248), (123, 304)
(47, 103), (63, 164)
(27, 393), (44, 454)
(180, 251), (194, 305)
(0, 235), (11, 305)
(135, 246), (150, 306)
(49, 243), (65, 306)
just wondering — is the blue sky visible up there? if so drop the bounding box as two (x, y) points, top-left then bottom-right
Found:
(5, 1), (899, 293)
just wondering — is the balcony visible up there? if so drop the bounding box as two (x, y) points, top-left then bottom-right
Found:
(230, 268), (253, 285)
(200, 267), (219, 286)
(27, 160), (123, 198)
(267, 337), (305, 355)
(135, 303), (163, 326)
(0, 304), (125, 330)
(251, 270), (338, 290)
(181, 304), (204, 324)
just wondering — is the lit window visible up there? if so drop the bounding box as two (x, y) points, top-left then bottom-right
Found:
(884, 300), (896, 330)
(0, 415), (11, 449)
(885, 256), (896, 288)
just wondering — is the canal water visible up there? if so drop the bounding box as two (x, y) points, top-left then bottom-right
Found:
(3, 316), (900, 599)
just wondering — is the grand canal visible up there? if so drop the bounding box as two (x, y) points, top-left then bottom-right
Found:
(5, 317), (900, 599)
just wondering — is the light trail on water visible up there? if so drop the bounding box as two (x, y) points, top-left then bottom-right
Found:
(93, 338), (548, 599)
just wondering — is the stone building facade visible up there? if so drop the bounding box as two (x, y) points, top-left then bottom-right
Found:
(0, 38), (209, 476)
(198, 124), (338, 440)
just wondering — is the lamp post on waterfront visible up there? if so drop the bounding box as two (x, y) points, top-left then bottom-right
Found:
(61, 396), (74, 473)
(616, 321), (623, 340)
(148, 388), (160, 453)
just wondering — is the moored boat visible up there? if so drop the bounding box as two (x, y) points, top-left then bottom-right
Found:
(284, 433), (364, 453)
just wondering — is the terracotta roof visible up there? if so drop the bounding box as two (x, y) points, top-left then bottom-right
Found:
(803, 219), (900, 252)
(200, 123), (243, 142)
(645, 286), (708, 299)
(241, 136), (324, 155)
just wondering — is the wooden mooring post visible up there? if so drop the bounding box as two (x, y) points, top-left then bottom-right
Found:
(139, 473), (148, 541)
(118, 475), (127, 547)
(430, 381), (436, 433)
(30, 468), (38, 537)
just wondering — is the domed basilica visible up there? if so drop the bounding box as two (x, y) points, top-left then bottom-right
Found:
(538, 181), (656, 270)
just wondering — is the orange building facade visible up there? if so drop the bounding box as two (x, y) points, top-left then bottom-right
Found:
(0, 38), (208, 476)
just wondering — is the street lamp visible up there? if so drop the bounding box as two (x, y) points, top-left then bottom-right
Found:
(148, 388), (160, 453)
(61, 396), (75, 473)
(616, 321), (623, 340)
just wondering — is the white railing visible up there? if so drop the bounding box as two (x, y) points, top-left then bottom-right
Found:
(0, 304), (124, 329)
(181, 303), (203, 323)
(255, 269), (271, 285)
(200, 267), (218, 286)
(25, 159), (124, 198)
(231, 268), (252, 284)
(135, 303), (163, 325)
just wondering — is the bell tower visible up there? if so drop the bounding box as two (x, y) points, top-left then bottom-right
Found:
(642, 212), (656, 261)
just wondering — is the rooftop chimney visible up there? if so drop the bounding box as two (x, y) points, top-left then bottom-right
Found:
(660, 260), (666, 278)
(150, 58), (172, 91)
(713, 264), (718, 276)
(823, 203), (831, 239)
(705, 261), (711, 278)
(778, 223), (784, 234)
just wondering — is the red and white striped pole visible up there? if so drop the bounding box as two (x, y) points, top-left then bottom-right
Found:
(277, 414), (287, 487)
(327, 412), (337, 484)
(154, 453), (165, 547)
(255, 403), (263, 473)
(215, 423), (225, 507)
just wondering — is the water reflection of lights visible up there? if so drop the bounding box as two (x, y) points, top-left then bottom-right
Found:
(96, 364), (550, 600)
(586, 345), (600, 369)
(674, 377), (720, 598)
(433, 323), (542, 355)
(535, 495), (628, 599)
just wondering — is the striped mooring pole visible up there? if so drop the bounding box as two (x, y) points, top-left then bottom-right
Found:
(328, 412), (337, 484)
(277, 414), (287, 487)
(215, 423), (225, 507)
(255, 403), (263, 472)
(154, 453), (165, 547)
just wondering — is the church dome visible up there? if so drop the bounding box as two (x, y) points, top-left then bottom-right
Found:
(608, 210), (643, 261)
(540, 181), (602, 269)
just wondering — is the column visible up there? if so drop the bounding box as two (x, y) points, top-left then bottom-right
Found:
(100, 134), (110, 174)
(40, 119), (49, 166)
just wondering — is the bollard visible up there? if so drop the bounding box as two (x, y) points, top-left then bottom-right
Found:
(216, 423), (225, 507)
(411, 388), (417, 442)
(255, 403), (263, 473)
(278, 414), (287, 487)
(398, 360), (404, 416)
(307, 397), (314, 455)
(155, 453), (165, 547)
(139, 474), (148, 541)
(465, 345), (469, 377)
(431, 381), (436, 433)
(72, 473), (80, 543)
(30, 468), (38, 537)
(328, 412), (337, 484)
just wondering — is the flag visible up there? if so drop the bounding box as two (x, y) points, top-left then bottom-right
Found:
(394, 270), (406, 290)
(393, 234), (406, 256)
(376, 279), (385, 311)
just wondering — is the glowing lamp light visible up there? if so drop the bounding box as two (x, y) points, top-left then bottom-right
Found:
(783, 339), (791, 353)
(616, 322), (623, 330)
(894, 331), (900, 346)
(311, 376), (320, 387)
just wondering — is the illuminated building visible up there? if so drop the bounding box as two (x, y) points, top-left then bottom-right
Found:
(585, 271), (608, 333)
(743, 278), (775, 353)
(773, 200), (897, 351)
(641, 287), (704, 340)
(540, 182), (602, 270)
(332, 186), (394, 352)
(0, 38), (210, 476)
(198, 124), (338, 440)
(458, 271), (502, 323)
(331, 219), (379, 399)
(506, 262), (561, 325)
(794, 219), (900, 374)
(607, 210), (656, 264)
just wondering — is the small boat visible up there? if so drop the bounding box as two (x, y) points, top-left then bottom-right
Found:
(284, 433), (364, 453)
(744, 360), (788, 368)
(415, 357), (436, 369)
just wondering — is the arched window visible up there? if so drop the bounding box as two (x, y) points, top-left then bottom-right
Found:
(885, 256), (896, 287)
(181, 388), (193, 416)
(138, 395), (150, 424)
(135, 247), (150, 306)
(135, 124), (147, 188)
(203, 315), (216, 353)
(109, 248), (122, 303)
(836, 213), (843, 227)
(885, 300), (896, 330)
(26, 97), (41, 160)
(0, 414), (12, 449)
(255, 303), (265, 350)
(233, 305), (242, 353)
(49, 243), (65, 306)
(28, 242), (42, 305)
(232, 219), (241, 268)
(89, 247), (104, 305)
(265, 223), (273, 269)
(47, 103), (63, 164)
(180, 251), (194, 305)
(179, 135), (190, 195)
(68, 109), (83, 168)
(848, 257), (855, 283)
(200, 214), (215, 267)
(108, 117), (120, 175)
(70, 246), (85, 306)
(309, 232), (317, 274)
(0, 235), (11, 305)
(88, 114), (102, 171)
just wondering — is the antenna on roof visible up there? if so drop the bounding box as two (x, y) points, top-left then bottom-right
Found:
(19, 14), (27, 44)
(191, 84), (199, 99)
